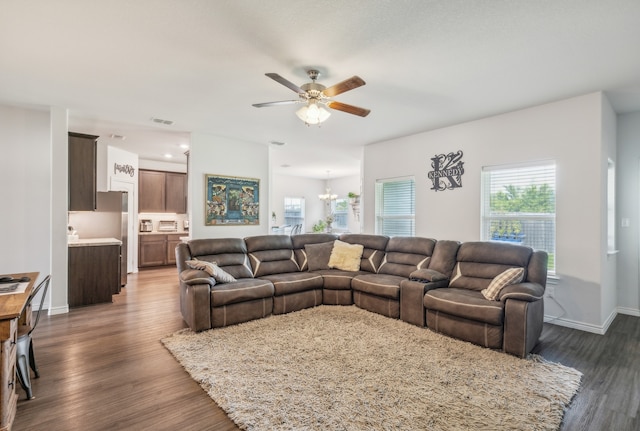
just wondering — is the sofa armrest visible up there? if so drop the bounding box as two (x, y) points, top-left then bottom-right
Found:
(409, 268), (448, 283)
(180, 276), (215, 332)
(503, 292), (545, 358)
(400, 279), (449, 327)
(180, 269), (216, 286)
(498, 282), (544, 302)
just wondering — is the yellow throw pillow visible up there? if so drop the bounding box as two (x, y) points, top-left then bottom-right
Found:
(481, 267), (524, 301)
(328, 240), (364, 272)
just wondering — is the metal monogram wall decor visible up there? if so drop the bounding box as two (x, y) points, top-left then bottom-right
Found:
(428, 150), (465, 191)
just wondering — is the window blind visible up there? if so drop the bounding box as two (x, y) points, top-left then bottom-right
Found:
(481, 162), (556, 272)
(375, 177), (415, 237)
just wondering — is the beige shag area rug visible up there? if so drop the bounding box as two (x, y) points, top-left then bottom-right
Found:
(162, 306), (581, 431)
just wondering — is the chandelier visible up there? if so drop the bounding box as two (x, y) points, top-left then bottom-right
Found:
(318, 188), (337, 201)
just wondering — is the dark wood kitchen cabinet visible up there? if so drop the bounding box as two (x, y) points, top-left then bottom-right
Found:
(166, 234), (182, 265)
(139, 170), (186, 213)
(68, 244), (120, 307)
(139, 234), (183, 267)
(165, 172), (187, 213)
(68, 132), (98, 211)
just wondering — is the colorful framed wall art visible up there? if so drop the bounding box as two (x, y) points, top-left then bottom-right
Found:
(205, 174), (260, 225)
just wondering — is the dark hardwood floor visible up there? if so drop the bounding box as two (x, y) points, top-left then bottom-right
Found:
(12, 267), (640, 430)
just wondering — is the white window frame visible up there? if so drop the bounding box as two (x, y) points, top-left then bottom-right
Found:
(332, 198), (349, 230)
(481, 161), (556, 274)
(375, 176), (415, 237)
(283, 197), (305, 228)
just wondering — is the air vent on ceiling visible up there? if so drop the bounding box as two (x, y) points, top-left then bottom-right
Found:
(151, 117), (174, 125)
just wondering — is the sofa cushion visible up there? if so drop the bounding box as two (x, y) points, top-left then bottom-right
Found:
(258, 272), (323, 296)
(482, 267), (525, 301)
(305, 241), (334, 271)
(352, 273), (406, 300)
(339, 234), (389, 273)
(378, 237), (435, 277)
(210, 279), (275, 307)
(185, 259), (237, 283)
(245, 235), (299, 277)
(448, 241), (532, 292)
(449, 262), (527, 292)
(188, 238), (253, 279)
(427, 240), (461, 278)
(291, 233), (338, 270)
(313, 269), (364, 290)
(424, 288), (505, 326)
(328, 240), (364, 271)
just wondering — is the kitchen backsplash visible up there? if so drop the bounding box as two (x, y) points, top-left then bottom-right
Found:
(138, 213), (189, 233)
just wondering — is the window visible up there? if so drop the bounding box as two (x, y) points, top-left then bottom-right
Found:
(284, 197), (305, 227)
(375, 176), (415, 237)
(333, 198), (349, 230)
(481, 162), (556, 273)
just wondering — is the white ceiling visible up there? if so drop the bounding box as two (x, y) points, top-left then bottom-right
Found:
(2, 1), (640, 179)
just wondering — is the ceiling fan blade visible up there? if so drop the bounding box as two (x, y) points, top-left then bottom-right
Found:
(265, 73), (305, 94)
(326, 101), (370, 117)
(252, 100), (299, 108)
(322, 76), (366, 97)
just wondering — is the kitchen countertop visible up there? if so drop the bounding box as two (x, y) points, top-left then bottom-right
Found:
(138, 231), (189, 236)
(68, 237), (122, 247)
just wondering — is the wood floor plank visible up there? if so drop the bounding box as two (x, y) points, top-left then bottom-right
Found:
(13, 268), (239, 431)
(11, 267), (640, 430)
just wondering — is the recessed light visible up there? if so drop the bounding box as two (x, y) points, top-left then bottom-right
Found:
(109, 134), (126, 140)
(180, 144), (189, 149)
(164, 153), (173, 158)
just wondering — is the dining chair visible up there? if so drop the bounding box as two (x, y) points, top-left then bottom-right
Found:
(16, 275), (50, 400)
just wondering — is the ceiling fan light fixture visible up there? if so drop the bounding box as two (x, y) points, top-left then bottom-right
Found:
(296, 100), (330, 125)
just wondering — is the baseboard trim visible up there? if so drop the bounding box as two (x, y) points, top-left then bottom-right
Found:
(617, 306), (640, 317)
(544, 314), (609, 335)
(48, 304), (69, 315)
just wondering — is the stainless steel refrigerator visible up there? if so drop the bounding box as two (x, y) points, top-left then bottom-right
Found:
(70, 191), (128, 287)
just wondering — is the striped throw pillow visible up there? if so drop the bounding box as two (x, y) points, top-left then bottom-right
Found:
(481, 267), (524, 301)
(185, 259), (237, 284)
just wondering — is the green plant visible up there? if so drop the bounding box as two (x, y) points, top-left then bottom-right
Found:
(312, 219), (326, 232)
(348, 192), (359, 199)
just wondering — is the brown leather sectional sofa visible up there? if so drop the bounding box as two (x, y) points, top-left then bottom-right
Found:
(175, 233), (547, 357)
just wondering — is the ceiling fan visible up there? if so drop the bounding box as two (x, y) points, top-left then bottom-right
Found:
(252, 70), (371, 125)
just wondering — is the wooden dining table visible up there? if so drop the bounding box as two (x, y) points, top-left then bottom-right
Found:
(0, 271), (39, 431)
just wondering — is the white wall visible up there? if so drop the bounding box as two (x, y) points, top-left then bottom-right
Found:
(616, 111), (640, 316)
(600, 96), (618, 328)
(271, 174), (324, 234)
(270, 173), (362, 234)
(0, 104), (65, 312)
(139, 159), (187, 173)
(189, 132), (269, 239)
(364, 92), (609, 332)
(324, 175), (362, 233)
